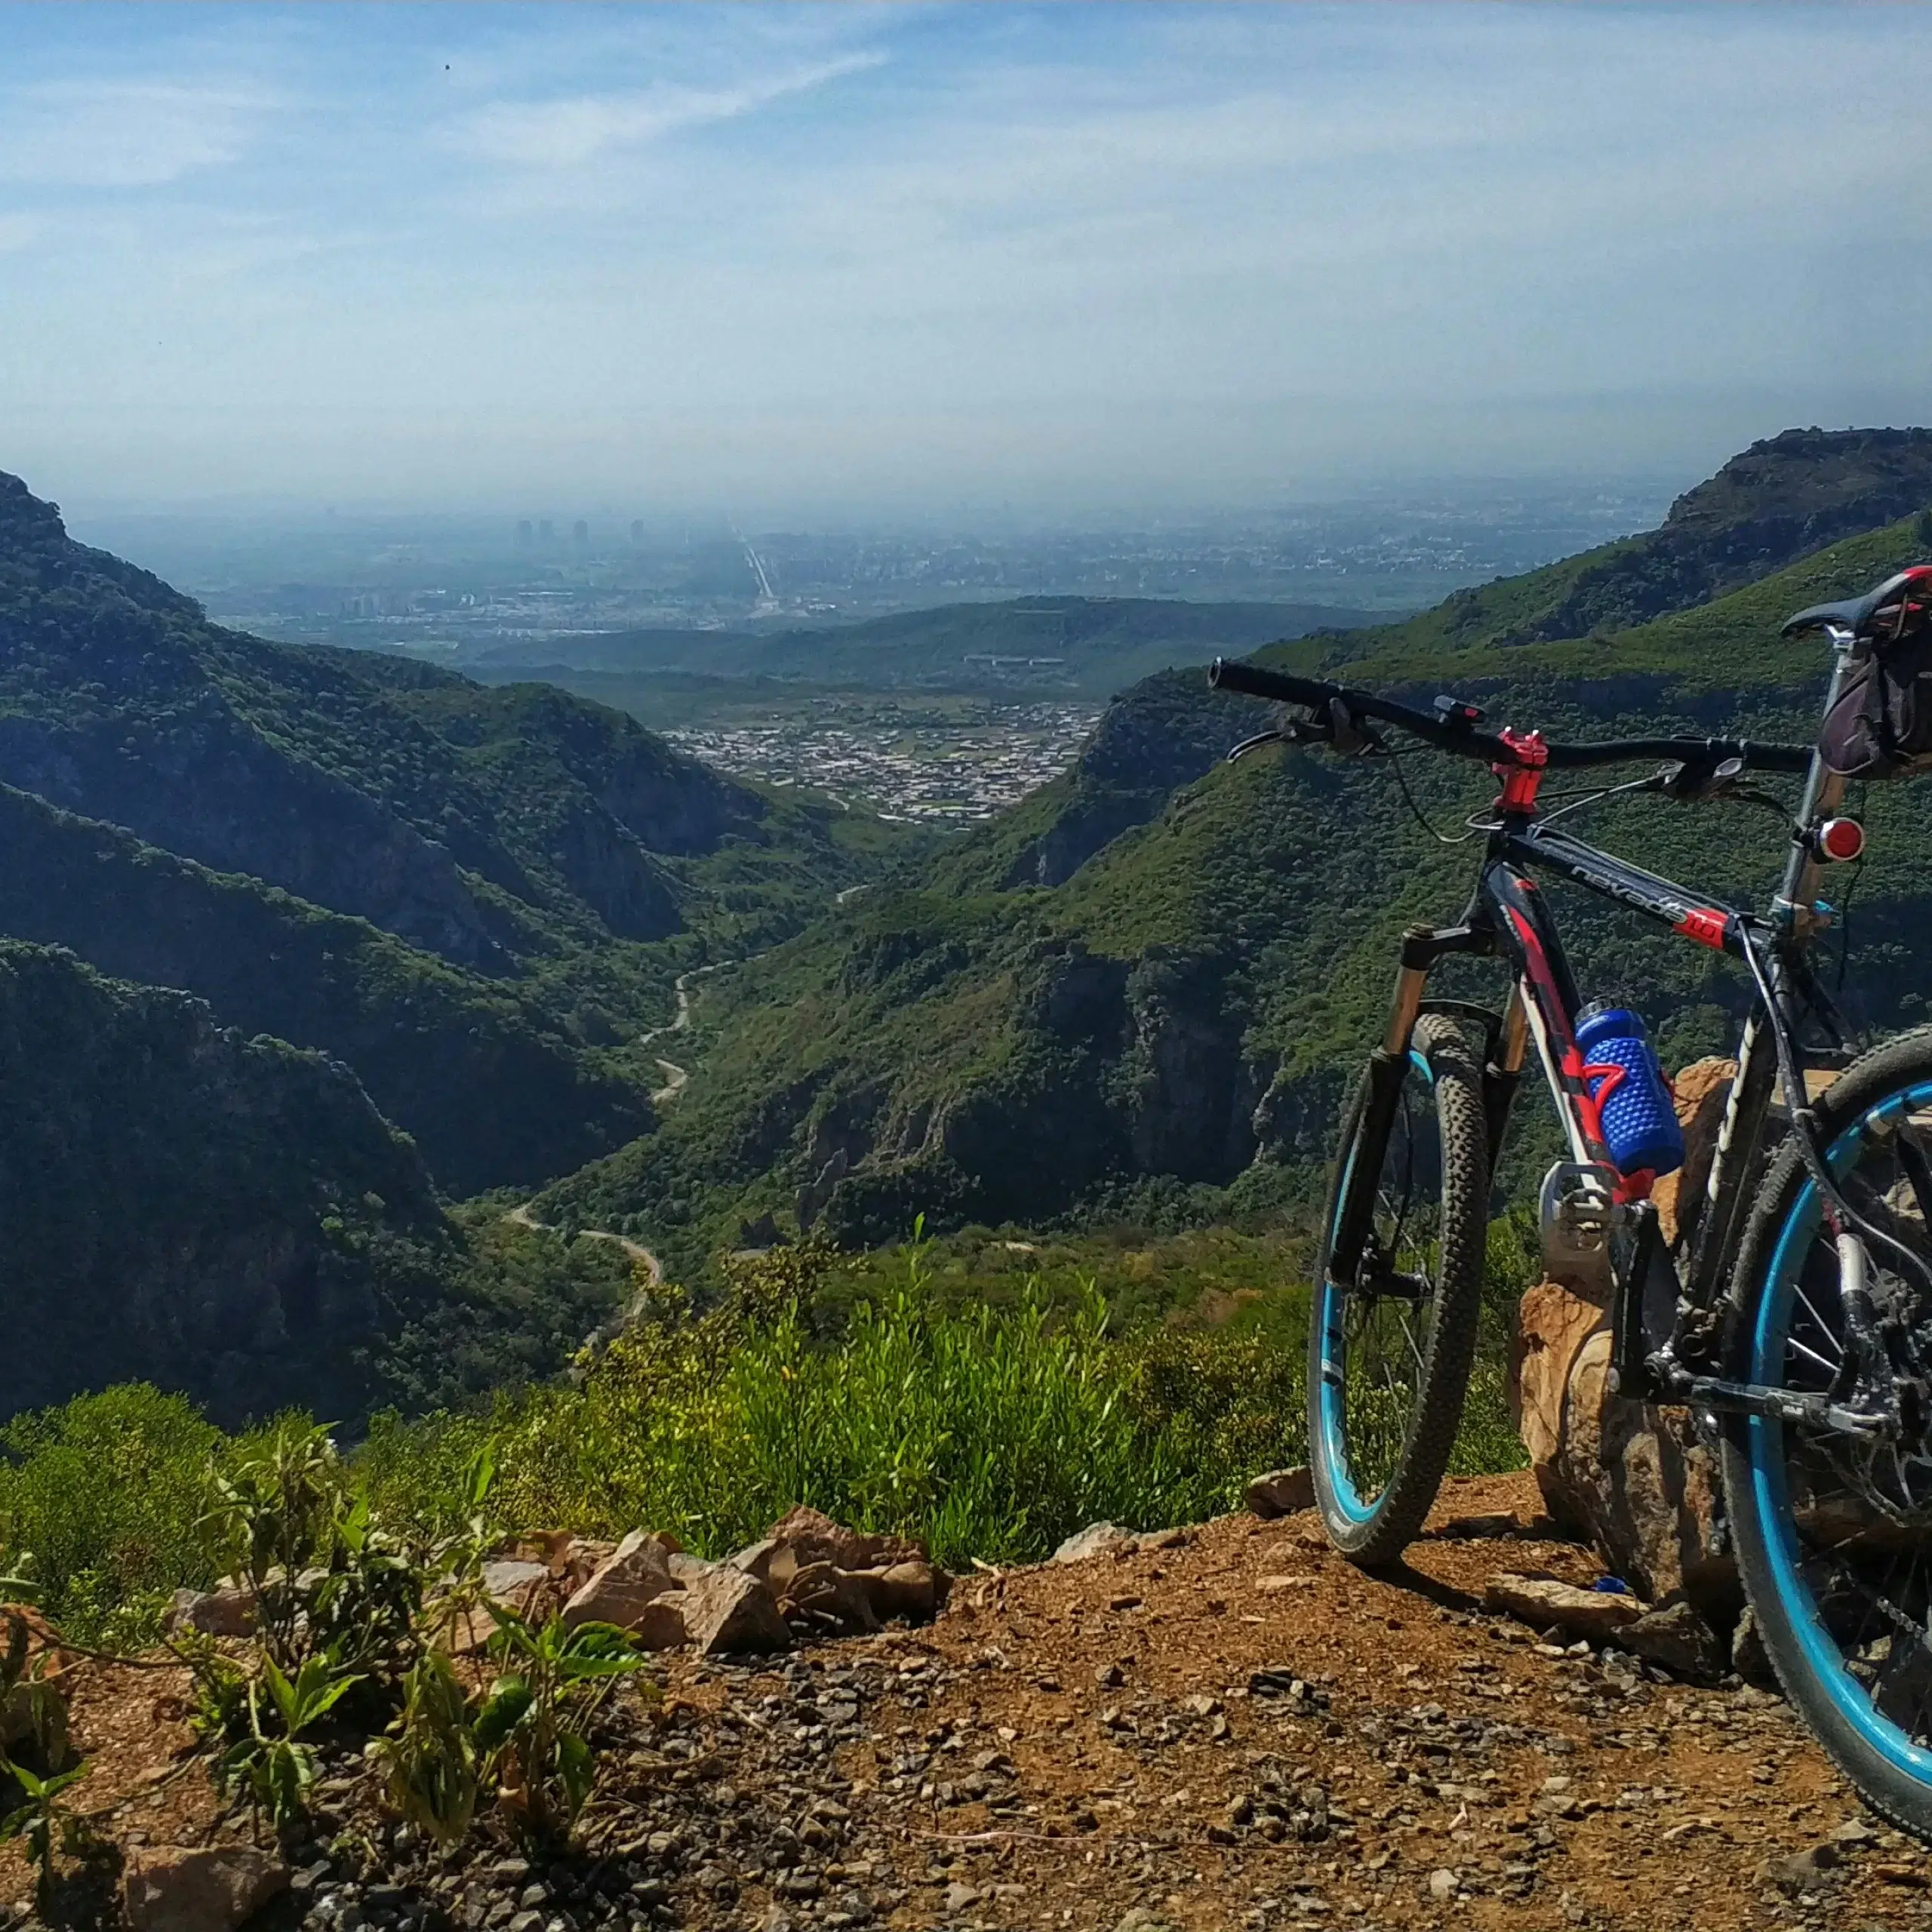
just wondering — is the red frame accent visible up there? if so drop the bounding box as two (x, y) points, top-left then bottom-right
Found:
(1674, 906), (1730, 950)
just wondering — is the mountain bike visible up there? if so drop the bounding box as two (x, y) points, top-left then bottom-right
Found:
(1211, 565), (1932, 1834)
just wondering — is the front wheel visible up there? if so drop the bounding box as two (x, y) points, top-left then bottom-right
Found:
(1308, 1014), (1490, 1565)
(1722, 1026), (1932, 1838)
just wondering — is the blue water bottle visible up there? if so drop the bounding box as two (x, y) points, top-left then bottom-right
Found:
(1574, 1004), (1685, 1180)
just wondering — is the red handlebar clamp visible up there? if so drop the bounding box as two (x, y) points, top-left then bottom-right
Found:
(1493, 728), (1549, 814)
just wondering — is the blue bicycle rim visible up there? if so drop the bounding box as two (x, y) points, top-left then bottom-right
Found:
(1748, 1078), (1932, 1785)
(1315, 1048), (1435, 1526)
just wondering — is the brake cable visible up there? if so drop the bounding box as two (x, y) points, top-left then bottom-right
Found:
(1384, 739), (1483, 847)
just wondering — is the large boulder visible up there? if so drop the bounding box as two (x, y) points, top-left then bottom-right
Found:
(122, 1846), (288, 1932)
(1509, 1059), (1741, 1626)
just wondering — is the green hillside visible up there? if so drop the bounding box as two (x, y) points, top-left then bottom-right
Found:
(0, 941), (635, 1428)
(531, 506), (1932, 1278)
(0, 782), (651, 1194)
(0, 469), (918, 1198)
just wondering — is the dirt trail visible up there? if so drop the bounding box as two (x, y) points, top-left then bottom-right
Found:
(636, 960), (734, 1103)
(26, 1471), (1932, 1932)
(504, 1200), (663, 1290)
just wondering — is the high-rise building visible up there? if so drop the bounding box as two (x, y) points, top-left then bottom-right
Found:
(573, 519), (589, 546)
(515, 519), (533, 547)
(538, 519), (555, 543)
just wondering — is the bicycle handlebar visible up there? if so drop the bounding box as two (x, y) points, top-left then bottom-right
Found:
(1207, 657), (1815, 774)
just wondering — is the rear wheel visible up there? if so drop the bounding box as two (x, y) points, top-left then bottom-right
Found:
(1308, 1014), (1490, 1565)
(1722, 1027), (1932, 1838)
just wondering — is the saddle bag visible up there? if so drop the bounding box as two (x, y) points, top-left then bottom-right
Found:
(1819, 626), (1932, 779)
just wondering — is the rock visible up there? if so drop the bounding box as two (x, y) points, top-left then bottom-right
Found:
(1136, 1526), (1189, 1552)
(122, 1846), (290, 1932)
(854, 1559), (947, 1622)
(1513, 1281), (1733, 1617)
(1245, 1468), (1315, 1519)
(164, 1585), (256, 1638)
(1732, 1605), (1777, 1685)
(563, 1531), (676, 1631)
(779, 1561), (880, 1636)
(1427, 1869), (1459, 1903)
(1051, 1523), (1137, 1564)
(669, 1551), (721, 1586)
(765, 1506), (923, 1572)
(679, 1565), (792, 1656)
(729, 1537), (783, 1582)
(943, 1881), (981, 1916)
(623, 1594), (689, 1651)
(481, 1559), (552, 1611)
(1756, 1844), (1842, 1896)
(1623, 1600), (1724, 1679)
(1435, 1512), (1518, 1540)
(1484, 1574), (1647, 1642)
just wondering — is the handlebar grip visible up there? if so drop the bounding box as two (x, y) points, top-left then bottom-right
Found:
(1208, 657), (1327, 706)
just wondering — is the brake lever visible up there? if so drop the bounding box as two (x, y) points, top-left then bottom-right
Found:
(1226, 712), (1344, 761)
(1226, 700), (1382, 763)
(1654, 755), (1746, 801)
(1325, 697), (1383, 757)
(1654, 756), (1792, 821)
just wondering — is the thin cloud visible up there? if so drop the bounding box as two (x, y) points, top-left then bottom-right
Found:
(0, 213), (40, 254)
(453, 52), (885, 171)
(0, 79), (272, 189)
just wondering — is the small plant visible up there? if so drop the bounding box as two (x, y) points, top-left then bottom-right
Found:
(476, 1612), (646, 1849)
(198, 1419), (422, 1692)
(367, 1650), (481, 1850)
(211, 1655), (360, 1835)
(0, 1759), (88, 1909)
(0, 1601), (72, 1784)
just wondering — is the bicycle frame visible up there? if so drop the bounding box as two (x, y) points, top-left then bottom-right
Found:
(1330, 630), (1865, 1406)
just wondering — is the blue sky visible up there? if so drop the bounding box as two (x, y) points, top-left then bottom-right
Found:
(3, 4), (1930, 518)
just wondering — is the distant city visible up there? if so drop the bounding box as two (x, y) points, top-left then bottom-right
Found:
(668, 701), (1103, 825)
(71, 485), (1674, 825)
(76, 485), (1673, 656)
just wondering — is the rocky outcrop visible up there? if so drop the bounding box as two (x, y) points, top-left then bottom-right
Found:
(1122, 947), (1272, 1181)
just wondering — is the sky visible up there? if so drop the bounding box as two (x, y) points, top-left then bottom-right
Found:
(2, 3), (1930, 522)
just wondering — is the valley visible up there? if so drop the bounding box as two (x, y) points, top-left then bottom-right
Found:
(5, 426), (1932, 1429)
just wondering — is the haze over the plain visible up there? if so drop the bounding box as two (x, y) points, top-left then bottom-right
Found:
(5, 2), (1930, 520)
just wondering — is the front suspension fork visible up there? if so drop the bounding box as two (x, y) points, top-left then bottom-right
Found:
(1328, 922), (1492, 1287)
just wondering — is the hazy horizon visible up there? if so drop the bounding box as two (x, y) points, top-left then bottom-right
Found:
(5, 4), (1930, 522)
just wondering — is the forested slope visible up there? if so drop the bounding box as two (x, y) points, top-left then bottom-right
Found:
(534, 503), (1932, 1275)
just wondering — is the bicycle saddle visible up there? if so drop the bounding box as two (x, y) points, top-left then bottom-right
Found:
(1783, 564), (1932, 637)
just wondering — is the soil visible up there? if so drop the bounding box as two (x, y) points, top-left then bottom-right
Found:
(8, 1472), (1930, 1932)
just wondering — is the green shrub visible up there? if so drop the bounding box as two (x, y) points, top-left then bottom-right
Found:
(0, 1386), (223, 1643)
